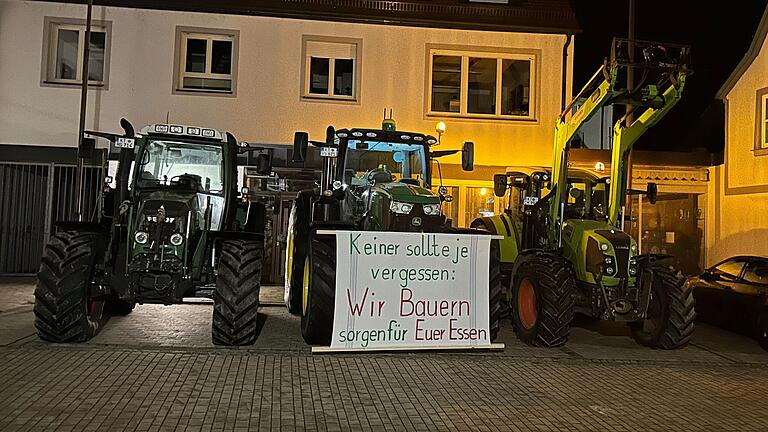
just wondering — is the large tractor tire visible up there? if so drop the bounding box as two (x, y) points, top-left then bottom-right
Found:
(488, 240), (503, 342)
(301, 233), (336, 345)
(511, 255), (575, 347)
(34, 230), (106, 343)
(212, 239), (263, 346)
(285, 191), (312, 314)
(629, 266), (695, 349)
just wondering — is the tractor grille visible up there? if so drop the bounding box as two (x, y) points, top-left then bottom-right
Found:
(595, 229), (631, 278)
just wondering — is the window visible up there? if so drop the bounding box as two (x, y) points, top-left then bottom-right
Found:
(713, 259), (746, 279)
(302, 37), (361, 101)
(43, 18), (110, 87)
(175, 28), (238, 95)
(758, 90), (768, 152)
(743, 259), (768, 286)
(428, 48), (535, 120)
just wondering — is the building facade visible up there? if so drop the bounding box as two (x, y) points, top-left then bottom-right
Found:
(0, 0), (577, 274)
(709, 4), (768, 265)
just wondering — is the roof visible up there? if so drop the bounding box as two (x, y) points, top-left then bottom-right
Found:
(41, 0), (580, 34)
(717, 4), (768, 99)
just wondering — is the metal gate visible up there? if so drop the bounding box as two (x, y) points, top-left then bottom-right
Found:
(0, 162), (104, 274)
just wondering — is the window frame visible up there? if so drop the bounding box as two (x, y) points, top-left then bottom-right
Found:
(173, 27), (239, 97)
(41, 17), (111, 89)
(426, 46), (538, 122)
(755, 87), (768, 156)
(300, 35), (362, 104)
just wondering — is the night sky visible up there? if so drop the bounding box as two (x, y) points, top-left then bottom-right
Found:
(572, 0), (767, 155)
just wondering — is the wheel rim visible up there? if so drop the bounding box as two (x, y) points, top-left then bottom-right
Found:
(517, 279), (538, 330)
(302, 256), (310, 316)
(285, 229), (294, 284)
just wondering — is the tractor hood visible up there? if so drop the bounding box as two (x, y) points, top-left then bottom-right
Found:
(376, 182), (439, 204)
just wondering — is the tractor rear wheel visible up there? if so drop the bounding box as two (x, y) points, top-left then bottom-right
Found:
(34, 230), (106, 343)
(629, 266), (695, 349)
(511, 255), (575, 347)
(301, 233), (335, 345)
(489, 240), (502, 342)
(285, 191), (312, 314)
(212, 239), (263, 346)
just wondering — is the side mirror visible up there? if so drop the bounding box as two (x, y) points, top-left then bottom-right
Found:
(493, 174), (508, 197)
(293, 132), (308, 163)
(647, 182), (658, 205)
(325, 125), (336, 146)
(461, 141), (474, 171)
(255, 153), (271, 176)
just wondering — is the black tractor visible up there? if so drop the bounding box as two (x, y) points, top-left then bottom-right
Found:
(34, 120), (271, 346)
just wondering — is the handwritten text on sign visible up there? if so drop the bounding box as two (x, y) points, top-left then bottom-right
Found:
(331, 231), (490, 350)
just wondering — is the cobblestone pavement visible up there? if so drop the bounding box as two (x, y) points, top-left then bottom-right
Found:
(1, 279), (768, 431)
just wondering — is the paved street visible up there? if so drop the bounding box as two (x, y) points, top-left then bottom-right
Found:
(1, 278), (767, 431)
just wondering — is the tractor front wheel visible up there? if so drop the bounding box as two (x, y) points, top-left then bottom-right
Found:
(629, 266), (695, 349)
(488, 240), (502, 342)
(212, 239), (263, 346)
(301, 234), (336, 345)
(285, 191), (311, 314)
(34, 230), (106, 343)
(511, 255), (575, 347)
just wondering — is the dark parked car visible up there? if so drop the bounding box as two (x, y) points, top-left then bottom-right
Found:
(689, 256), (768, 350)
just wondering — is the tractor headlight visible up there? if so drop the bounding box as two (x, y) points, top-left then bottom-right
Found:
(390, 201), (413, 214)
(600, 243), (609, 251)
(629, 266), (637, 276)
(423, 204), (441, 216)
(604, 256), (613, 265)
(134, 231), (148, 245)
(170, 233), (184, 246)
(605, 266), (615, 276)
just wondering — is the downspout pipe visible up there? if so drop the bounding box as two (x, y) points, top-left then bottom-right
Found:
(561, 33), (573, 113)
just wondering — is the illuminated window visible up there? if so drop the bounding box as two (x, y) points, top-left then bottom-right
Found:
(760, 91), (768, 150)
(428, 48), (536, 120)
(175, 28), (238, 95)
(302, 37), (361, 101)
(42, 18), (110, 87)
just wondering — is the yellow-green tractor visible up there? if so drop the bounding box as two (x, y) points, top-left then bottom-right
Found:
(473, 39), (696, 348)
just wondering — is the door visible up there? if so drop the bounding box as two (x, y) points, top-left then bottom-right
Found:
(695, 257), (748, 326)
(732, 258), (768, 332)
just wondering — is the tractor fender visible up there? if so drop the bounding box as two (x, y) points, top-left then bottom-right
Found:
(509, 249), (564, 289)
(242, 201), (266, 234)
(211, 231), (265, 243)
(55, 221), (109, 235)
(470, 215), (519, 265)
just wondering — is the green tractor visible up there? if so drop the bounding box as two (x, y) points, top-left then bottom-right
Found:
(34, 120), (272, 345)
(284, 116), (502, 345)
(473, 39), (696, 348)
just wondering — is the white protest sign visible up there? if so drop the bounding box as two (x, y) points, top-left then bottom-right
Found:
(330, 231), (491, 351)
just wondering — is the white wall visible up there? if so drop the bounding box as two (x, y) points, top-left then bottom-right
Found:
(708, 26), (768, 264)
(0, 0), (573, 168)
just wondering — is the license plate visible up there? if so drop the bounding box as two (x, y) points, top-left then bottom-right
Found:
(115, 137), (135, 149)
(320, 147), (338, 157)
(524, 196), (539, 206)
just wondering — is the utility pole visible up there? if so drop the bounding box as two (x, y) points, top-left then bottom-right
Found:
(74, 0), (93, 222)
(623, 0), (636, 232)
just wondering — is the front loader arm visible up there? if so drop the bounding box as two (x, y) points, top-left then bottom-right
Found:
(549, 64), (619, 245)
(607, 74), (687, 226)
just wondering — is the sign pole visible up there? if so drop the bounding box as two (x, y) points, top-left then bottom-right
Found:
(74, 0), (93, 222)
